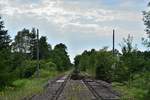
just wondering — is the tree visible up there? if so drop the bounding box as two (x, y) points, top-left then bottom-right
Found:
(0, 17), (11, 50)
(0, 17), (12, 88)
(12, 28), (30, 54)
(74, 55), (81, 73)
(116, 35), (145, 83)
(119, 34), (136, 55)
(39, 36), (52, 59)
(95, 49), (114, 82)
(29, 28), (37, 60)
(74, 48), (114, 81)
(51, 43), (71, 71)
(143, 3), (150, 48)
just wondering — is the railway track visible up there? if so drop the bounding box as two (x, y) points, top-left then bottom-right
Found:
(24, 71), (120, 100)
(52, 73), (71, 100)
(83, 78), (120, 100)
(27, 73), (71, 100)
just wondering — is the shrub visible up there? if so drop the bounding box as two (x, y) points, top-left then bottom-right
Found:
(143, 88), (150, 100)
(45, 62), (57, 71)
(12, 79), (26, 88)
(0, 50), (13, 89)
(15, 60), (37, 78)
(95, 50), (114, 82)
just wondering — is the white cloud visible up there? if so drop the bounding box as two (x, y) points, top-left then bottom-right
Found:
(0, 0), (142, 27)
(0, 0), (144, 39)
(0, 0), (146, 60)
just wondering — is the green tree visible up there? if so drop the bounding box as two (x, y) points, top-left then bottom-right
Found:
(74, 55), (81, 73)
(51, 43), (71, 71)
(0, 17), (12, 88)
(74, 48), (114, 81)
(95, 48), (114, 82)
(0, 17), (11, 50)
(143, 3), (150, 48)
(29, 28), (37, 60)
(116, 35), (145, 83)
(12, 28), (30, 55)
(39, 36), (51, 60)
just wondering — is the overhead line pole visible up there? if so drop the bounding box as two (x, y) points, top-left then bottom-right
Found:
(112, 29), (116, 71)
(113, 29), (115, 56)
(36, 29), (40, 78)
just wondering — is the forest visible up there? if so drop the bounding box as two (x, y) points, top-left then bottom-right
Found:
(0, 1), (150, 100)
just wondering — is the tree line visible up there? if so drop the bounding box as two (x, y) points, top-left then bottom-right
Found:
(0, 17), (72, 89)
(74, 3), (150, 99)
(74, 35), (150, 82)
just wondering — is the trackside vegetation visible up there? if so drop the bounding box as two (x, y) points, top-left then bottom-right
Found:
(74, 3), (150, 100)
(0, 16), (72, 99)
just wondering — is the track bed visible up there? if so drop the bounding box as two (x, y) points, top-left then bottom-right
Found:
(57, 79), (95, 100)
(83, 78), (120, 100)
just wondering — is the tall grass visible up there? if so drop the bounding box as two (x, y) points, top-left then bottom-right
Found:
(0, 69), (62, 100)
(112, 72), (150, 100)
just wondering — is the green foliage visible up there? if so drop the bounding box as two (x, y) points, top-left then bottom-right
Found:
(0, 51), (13, 88)
(74, 55), (81, 73)
(135, 72), (150, 88)
(29, 28), (37, 60)
(143, 88), (150, 100)
(45, 62), (57, 71)
(22, 61), (37, 78)
(113, 35), (148, 83)
(74, 48), (114, 81)
(12, 80), (26, 88)
(39, 36), (52, 60)
(95, 49), (114, 81)
(113, 83), (147, 100)
(50, 43), (71, 71)
(0, 17), (13, 88)
(12, 28), (31, 54)
(0, 70), (62, 100)
(0, 17), (11, 50)
(0, 17), (71, 90)
(12, 28), (52, 60)
(143, 2), (150, 48)
(113, 72), (150, 100)
(14, 60), (37, 78)
(39, 69), (57, 78)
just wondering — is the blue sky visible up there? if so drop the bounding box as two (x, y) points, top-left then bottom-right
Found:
(0, 0), (149, 61)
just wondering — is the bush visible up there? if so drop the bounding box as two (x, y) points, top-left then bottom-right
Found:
(12, 79), (26, 88)
(132, 72), (150, 89)
(95, 50), (114, 82)
(14, 60), (37, 78)
(0, 50), (13, 89)
(143, 89), (150, 100)
(45, 62), (57, 71)
(39, 69), (57, 78)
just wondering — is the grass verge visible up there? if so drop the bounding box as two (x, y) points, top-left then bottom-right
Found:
(112, 82), (149, 100)
(0, 69), (64, 100)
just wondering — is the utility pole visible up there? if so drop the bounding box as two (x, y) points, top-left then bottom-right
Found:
(112, 29), (116, 70)
(113, 29), (115, 55)
(36, 29), (40, 78)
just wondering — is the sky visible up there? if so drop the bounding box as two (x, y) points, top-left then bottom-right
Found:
(0, 0), (149, 62)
